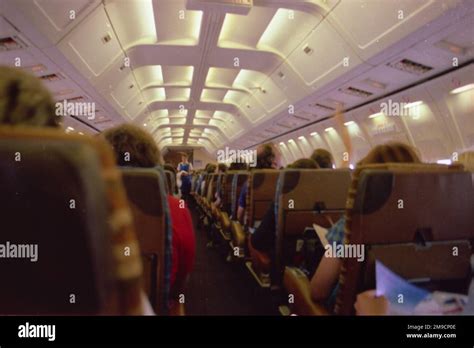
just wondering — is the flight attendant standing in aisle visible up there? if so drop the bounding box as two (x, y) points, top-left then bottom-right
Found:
(177, 153), (193, 201)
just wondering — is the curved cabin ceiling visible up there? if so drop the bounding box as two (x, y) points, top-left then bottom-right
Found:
(2, 0), (473, 154)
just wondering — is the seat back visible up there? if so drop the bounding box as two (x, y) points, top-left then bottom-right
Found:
(246, 170), (279, 230)
(0, 126), (143, 315)
(231, 171), (249, 220)
(120, 167), (172, 315)
(222, 171), (236, 214)
(164, 170), (176, 195)
(274, 169), (352, 283)
(335, 163), (474, 315)
(206, 173), (218, 203)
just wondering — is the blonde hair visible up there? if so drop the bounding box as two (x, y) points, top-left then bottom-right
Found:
(0, 66), (58, 127)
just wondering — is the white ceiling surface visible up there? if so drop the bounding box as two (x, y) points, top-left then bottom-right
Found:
(1, 0), (473, 154)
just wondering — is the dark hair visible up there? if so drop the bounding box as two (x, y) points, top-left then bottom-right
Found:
(0, 66), (59, 128)
(287, 158), (319, 169)
(358, 142), (421, 166)
(164, 163), (176, 175)
(310, 149), (334, 169)
(206, 164), (217, 173)
(217, 163), (228, 173)
(229, 161), (248, 170)
(102, 124), (161, 167)
(256, 143), (279, 169)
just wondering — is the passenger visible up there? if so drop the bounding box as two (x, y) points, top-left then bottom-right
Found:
(0, 66), (59, 128)
(250, 158), (319, 255)
(102, 124), (196, 310)
(164, 163), (178, 195)
(287, 158), (319, 169)
(177, 153), (193, 201)
(309, 142), (421, 308)
(229, 160), (248, 171)
(310, 149), (334, 169)
(0, 66), (149, 315)
(213, 163), (228, 207)
(458, 151), (474, 172)
(200, 163), (216, 195)
(236, 143), (281, 223)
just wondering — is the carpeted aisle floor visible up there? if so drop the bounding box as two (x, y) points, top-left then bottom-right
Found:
(185, 208), (278, 316)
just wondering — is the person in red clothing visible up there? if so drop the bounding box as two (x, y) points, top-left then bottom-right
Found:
(102, 124), (196, 312)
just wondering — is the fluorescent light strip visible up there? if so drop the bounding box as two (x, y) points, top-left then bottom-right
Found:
(450, 83), (474, 94)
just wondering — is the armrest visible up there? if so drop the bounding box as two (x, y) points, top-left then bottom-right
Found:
(169, 300), (185, 316)
(231, 220), (246, 249)
(220, 211), (231, 232)
(283, 267), (329, 316)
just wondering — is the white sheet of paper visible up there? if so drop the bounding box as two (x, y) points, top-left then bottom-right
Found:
(313, 224), (329, 247)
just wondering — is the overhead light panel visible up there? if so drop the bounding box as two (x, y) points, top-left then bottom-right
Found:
(403, 101), (423, 109)
(325, 127), (334, 132)
(310, 132), (318, 136)
(344, 121), (356, 126)
(450, 83), (474, 94)
(369, 112), (384, 119)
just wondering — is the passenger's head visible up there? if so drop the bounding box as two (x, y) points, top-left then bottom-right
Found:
(310, 148), (334, 169)
(256, 142), (281, 169)
(0, 66), (59, 128)
(358, 142), (421, 166)
(181, 153), (188, 163)
(206, 163), (216, 173)
(229, 160), (248, 171)
(164, 163), (176, 175)
(287, 158), (319, 169)
(101, 124), (162, 167)
(217, 163), (227, 173)
(458, 151), (474, 172)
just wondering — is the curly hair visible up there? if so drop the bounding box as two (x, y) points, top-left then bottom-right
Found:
(0, 66), (58, 127)
(358, 142), (421, 165)
(101, 124), (162, 167)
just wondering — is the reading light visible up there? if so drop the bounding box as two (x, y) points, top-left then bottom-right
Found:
(325, 127), (334, 132)
(450, 83), (474, 94)
(279, 142), (284, 146)
(310, 132), (318, 136)
(288, 139), (295, 143)
(344, 121), (356, 126)
(369, 112), (383, 119)
(298, 136), (305, 140)
(143, 123), (147, 127)
(403, 101), (423, 109)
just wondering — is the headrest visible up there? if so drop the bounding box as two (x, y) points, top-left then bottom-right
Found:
(349, 163), (474, 244)
(277, 169), (351, 211)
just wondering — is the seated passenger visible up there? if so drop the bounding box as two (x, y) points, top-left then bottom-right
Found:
(0, 66), (59, 128)
(102, 124), (196, 308)
(213, 163), (228, 208)
(200, 163), (216, 195)
(164, 163), (178, 195)
(250, 158), (319, 254)
(0, 66), (148, 315)
(236, 143), (281, 223)
(309, 142), (421, 308)
(310, 149), (334, 169)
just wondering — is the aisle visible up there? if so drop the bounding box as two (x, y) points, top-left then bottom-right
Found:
(185, 209), (278, 316)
